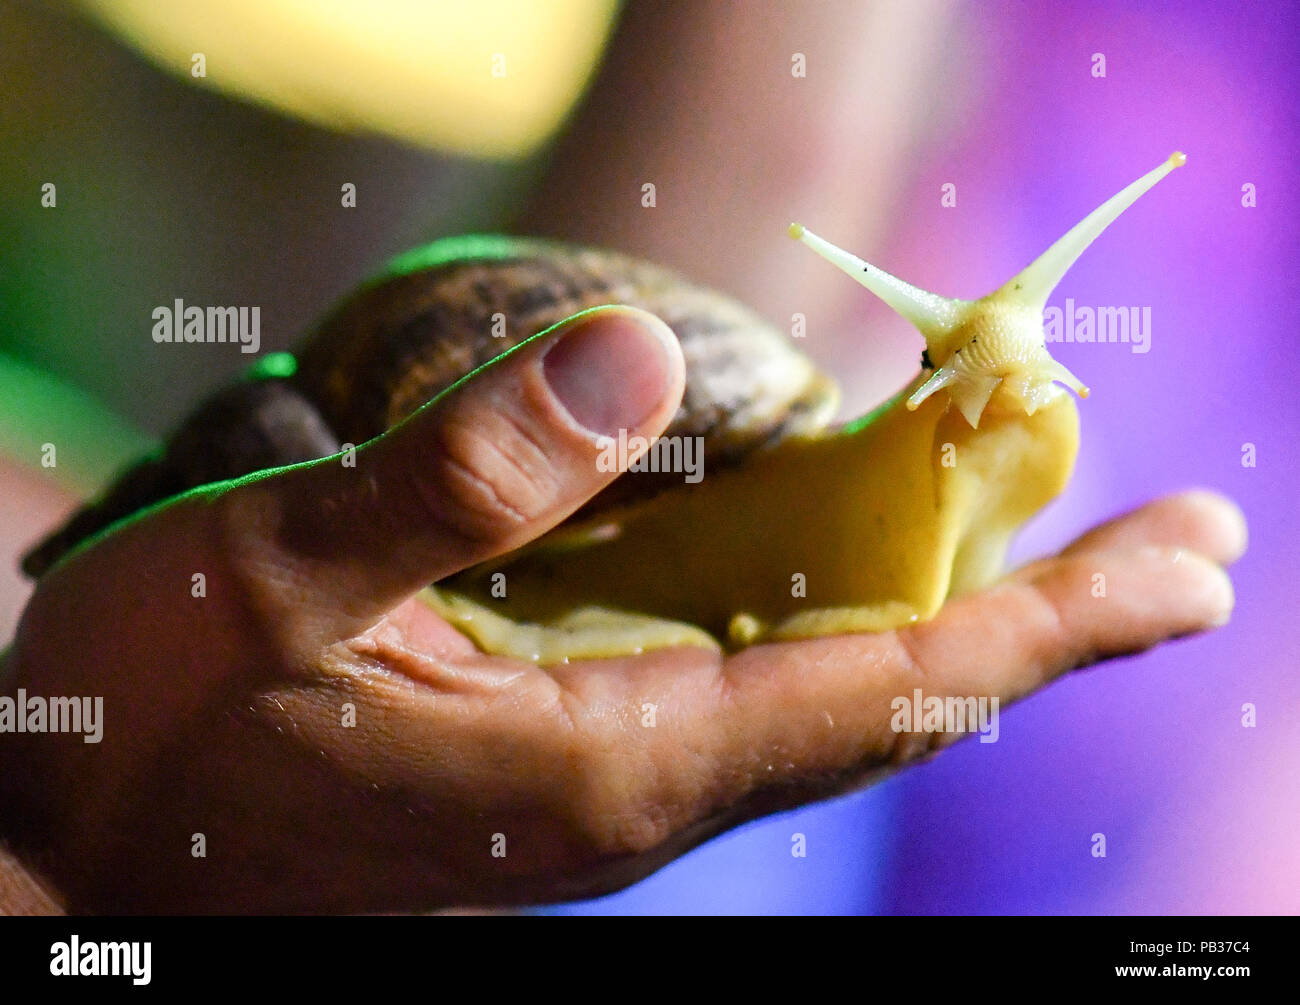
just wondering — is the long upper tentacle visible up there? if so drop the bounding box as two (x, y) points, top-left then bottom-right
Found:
(994, 152), (1186, 310)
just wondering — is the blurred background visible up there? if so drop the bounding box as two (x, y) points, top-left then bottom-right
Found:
(1, 0), (1295, 913)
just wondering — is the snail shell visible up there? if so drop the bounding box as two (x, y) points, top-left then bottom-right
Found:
(23, 236), (838, 577)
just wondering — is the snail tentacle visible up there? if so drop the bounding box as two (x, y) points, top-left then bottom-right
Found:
(997, 151), (1187, 310)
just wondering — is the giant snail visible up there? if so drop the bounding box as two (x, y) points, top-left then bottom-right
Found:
(24, 153), (1186, 664)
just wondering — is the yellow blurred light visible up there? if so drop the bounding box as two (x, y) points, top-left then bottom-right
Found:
(75, 0), (619, 158)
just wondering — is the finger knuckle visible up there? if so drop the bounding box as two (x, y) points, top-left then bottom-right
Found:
(558, 733), (694, 860)
(567, 771), (676, 859)
(420, 414), (561, 544)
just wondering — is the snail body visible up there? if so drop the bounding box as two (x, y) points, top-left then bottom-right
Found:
(431, 380), (1078, 659)
(25, 156), (1186, 665)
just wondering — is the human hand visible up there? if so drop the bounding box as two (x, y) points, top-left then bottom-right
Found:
(0, 306), (1244, 913)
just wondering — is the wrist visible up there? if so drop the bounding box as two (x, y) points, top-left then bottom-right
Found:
(0, 647), (65, 913)
(0, 839), (64, 915)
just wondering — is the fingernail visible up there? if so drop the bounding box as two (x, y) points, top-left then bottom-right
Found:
(1205, 566), (1236, 627)
(1181, 489), (1249, 564)
(543, 308), (675, 437)
(1184, 555), (1235, 628)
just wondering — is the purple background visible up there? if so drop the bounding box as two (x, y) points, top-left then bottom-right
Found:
(549, 0), (1300, 915)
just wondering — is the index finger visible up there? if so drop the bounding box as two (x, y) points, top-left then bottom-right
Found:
(710, 544), (1233, 806)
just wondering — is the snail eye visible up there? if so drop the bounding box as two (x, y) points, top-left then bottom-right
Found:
(920, 348), (934, 370)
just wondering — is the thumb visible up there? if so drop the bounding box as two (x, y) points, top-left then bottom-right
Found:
(222, 305), (685, 641)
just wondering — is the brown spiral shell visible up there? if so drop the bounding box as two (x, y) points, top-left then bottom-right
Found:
(292, 238), (838, 502)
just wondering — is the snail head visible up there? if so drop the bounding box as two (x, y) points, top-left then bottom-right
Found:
(791, 151), (1185, 427)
